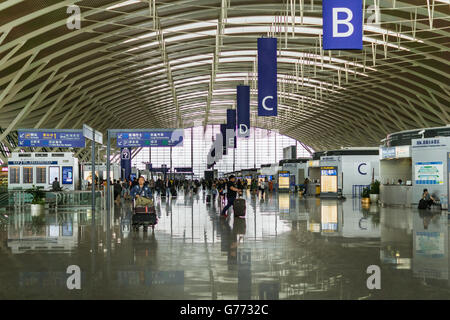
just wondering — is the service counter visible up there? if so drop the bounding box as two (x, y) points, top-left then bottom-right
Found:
(380, 184), (413, 207)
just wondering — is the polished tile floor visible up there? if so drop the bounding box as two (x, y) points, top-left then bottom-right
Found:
(0, 190), (449, 299)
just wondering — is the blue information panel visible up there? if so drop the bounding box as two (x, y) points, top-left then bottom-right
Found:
(116, 130), (184, 147)
(18, 130), (85, 148)
(321, 168), (337, 176)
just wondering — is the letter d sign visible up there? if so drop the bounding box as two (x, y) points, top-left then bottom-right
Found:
(323, 0), (363, 50)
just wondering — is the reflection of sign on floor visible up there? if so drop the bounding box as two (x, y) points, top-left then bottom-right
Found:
(19, 272), (86, 288)
(259, 282), (280, 300)
(117, 270), (184, 286)
(416, 232), (444, 258)
(238, 249), (251, 266)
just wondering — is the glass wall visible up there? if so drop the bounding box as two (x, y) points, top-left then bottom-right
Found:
(132, 125), (312, 177)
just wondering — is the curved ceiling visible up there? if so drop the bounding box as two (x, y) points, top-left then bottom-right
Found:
(0, 0), (449, 159)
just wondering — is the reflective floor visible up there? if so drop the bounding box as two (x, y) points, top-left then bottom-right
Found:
(0, 190), (449, 300)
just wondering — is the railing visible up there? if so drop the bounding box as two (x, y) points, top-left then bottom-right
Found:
(4, 188), (114, 210)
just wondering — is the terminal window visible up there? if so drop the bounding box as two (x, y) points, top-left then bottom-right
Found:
(23, 167), (33, 184)
(36, 167), (46, 184)
(9, 167), (19, 184)
(132, 126), (313, 176)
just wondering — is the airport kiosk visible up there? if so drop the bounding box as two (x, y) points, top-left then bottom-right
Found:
(379, 126), (450, 209)
(306, 159), (321, 196)
(379, 145), (413, 207)
(8, 152), (79, 191)
(411, 136), (450, 210)
(319, 148), (380, 197)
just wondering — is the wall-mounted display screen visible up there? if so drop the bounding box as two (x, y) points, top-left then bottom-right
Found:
(320, 166), (338, 193)
(62, 166), (73, 184)
(49, 166), (60, 185)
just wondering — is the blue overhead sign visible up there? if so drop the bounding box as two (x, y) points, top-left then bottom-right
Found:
(323, 0), (363, 50)
(258, 38), (278, 116)
(116, 130), (184, 148)
(18, 129), (85, 148)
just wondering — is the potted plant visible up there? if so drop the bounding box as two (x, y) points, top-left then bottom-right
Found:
(26, 185), (46, 215)
(361, 187), (371, 205)
(370, 180), (380, 203)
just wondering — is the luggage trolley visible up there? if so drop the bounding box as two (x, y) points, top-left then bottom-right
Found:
(132, 198), (158, 232)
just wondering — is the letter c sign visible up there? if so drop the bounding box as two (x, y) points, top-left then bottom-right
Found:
(358, 163), (367, 175)
(323, 0), (363, 50)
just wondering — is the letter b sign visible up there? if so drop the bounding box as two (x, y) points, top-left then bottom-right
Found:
(323, 0), (363, 50)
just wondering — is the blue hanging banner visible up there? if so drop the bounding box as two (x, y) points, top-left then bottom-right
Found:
(227, 109), (237, 148)
(220, 124), (227, 155)
(237, 85), (250, 138)
(120, 148), (132, 181)
(258, 38), (277, 117)
(322, 0), (363, 50)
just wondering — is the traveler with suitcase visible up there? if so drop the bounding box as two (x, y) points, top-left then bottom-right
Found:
(220, 175), (243, 218)
(130, 176), (157, 231)
(131, 176), (153, 206)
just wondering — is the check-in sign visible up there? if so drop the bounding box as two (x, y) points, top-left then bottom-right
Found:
(323, 0), (363, 50)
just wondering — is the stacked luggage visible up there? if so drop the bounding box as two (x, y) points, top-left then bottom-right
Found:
(132, 199), (157, 231)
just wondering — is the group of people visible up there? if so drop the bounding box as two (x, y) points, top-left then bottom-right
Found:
(109, 174), (278, 218)
(111, 177), (215, 203)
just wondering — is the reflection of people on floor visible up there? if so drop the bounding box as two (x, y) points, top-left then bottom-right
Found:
(132, 229), (158, 268)
(419, 210), (441, 230)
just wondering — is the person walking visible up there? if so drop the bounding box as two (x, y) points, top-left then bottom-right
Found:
(220, 175), (242, 218)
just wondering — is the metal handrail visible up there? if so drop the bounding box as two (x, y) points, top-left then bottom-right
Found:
(4, 190), (111, 209)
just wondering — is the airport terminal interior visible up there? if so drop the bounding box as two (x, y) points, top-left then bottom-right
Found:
(0, 0), (449, 300)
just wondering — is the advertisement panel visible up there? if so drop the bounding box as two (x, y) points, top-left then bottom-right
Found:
(62, 166), (73, 185)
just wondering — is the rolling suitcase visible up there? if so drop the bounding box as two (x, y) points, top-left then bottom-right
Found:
(206, 194), (211, 203)
(171, 187), (177, 197)
(132, 212), (157, 229)
(233, 196), (246, 218)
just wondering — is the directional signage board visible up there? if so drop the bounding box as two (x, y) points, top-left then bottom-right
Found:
(116, 129), (184, 148)
(18, 129), (85, 148)
(83, 124), (103, 144)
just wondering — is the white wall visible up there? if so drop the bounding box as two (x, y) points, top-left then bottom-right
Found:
(341, 155), (380, 195)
